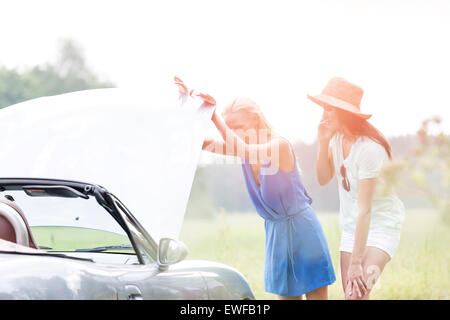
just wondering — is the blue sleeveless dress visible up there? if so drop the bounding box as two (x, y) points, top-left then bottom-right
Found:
(242, 152), (336, 297)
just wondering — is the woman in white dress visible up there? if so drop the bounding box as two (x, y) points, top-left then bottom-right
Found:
(310, 77), (405, 300)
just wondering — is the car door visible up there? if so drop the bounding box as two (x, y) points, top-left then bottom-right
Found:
(111, 197), (209, 300)
(115, 264), (208, 300)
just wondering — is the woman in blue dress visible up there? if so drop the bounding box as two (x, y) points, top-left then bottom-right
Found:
(202, 96), (336, 299)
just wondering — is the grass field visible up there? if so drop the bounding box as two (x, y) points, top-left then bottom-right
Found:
(30, 226), (133, 253)
(179, 209), (450, 300)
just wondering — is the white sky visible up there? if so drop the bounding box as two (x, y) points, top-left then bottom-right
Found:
(1, 0), (449, 144)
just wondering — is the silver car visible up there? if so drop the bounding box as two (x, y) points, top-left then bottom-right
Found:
(0, 177), (254, 300)
(0, 86), (255, 300)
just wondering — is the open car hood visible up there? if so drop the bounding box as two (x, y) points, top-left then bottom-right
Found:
(0, 80), (215, 241)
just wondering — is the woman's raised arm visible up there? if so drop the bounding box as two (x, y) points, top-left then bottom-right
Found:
(316, 118), (336, 185)
(203, 111), (294, 172)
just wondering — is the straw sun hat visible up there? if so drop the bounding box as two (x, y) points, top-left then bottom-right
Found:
(307, 77), (372, 120)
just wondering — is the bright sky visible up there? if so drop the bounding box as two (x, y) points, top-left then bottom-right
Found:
(1, 0), (449, 144)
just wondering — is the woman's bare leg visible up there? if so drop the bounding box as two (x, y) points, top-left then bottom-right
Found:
(276, 285), (328, 300)
(305, 285), (328, 300)
(340, 247), (391, 300)
(277, 295), (302, 300)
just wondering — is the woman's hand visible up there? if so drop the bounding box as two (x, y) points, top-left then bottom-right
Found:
(346, 262), (368, 299)
(202, 138), (215, 151)
(202, 138), (214, 150)
(211, 108), (218, 121)
(317, 119), (336, 142)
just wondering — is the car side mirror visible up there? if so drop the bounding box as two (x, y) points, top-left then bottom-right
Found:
(157, 238), (188, 270)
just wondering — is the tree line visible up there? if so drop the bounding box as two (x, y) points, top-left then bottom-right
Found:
(0, 39), (114, 109)
(185, 134), (435, 219)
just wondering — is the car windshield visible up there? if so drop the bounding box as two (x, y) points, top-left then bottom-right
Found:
(1, 189), (135, 255)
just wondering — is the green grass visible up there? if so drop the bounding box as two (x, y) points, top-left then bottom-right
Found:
(179, 209), (450, 300)
(30, 226), (133, 253)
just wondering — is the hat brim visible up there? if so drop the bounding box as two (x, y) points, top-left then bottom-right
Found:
(307, 94), (372, 120)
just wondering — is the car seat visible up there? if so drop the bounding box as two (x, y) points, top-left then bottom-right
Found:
(0, 198), (38, 249)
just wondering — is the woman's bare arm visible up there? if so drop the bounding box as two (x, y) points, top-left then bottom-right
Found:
(211, 111), (277, 161)
(316, 141), (334, 185)
(202, 139), (233, 156)
(316, 116), (336, 185)
(203, 111), (294, 171)
(346, 177), (378, 298)
(352, 178), (377, 264)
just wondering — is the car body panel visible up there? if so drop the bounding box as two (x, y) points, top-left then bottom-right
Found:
(0, 253), (120, 299)
(0, 251), (254, 300)
(172, 260), (255, 300)
(0, 178), (255, 300)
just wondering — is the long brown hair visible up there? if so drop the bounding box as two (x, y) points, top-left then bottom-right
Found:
(336, 109), (392, 159)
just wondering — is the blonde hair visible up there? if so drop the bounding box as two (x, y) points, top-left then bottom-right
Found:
(222, 96), (272, 129)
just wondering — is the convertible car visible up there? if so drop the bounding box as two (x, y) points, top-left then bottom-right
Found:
(0, 178), (254, 300)
(0, 79), (255, 300)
